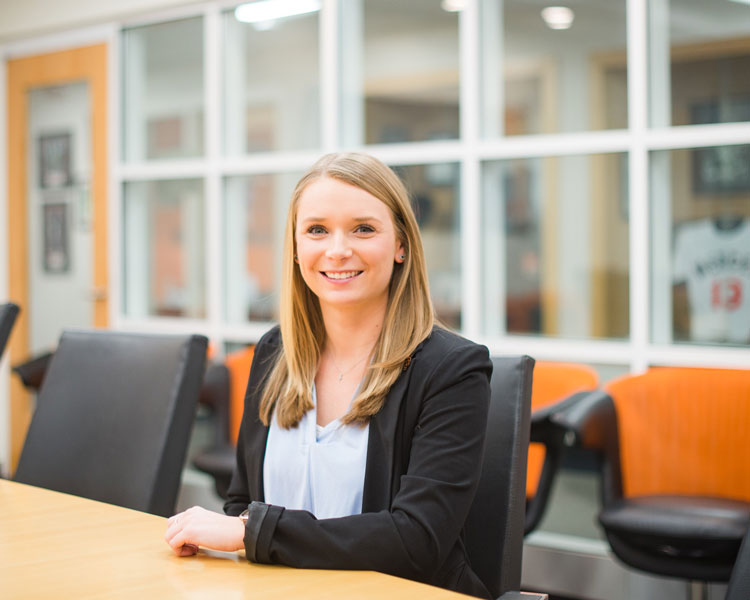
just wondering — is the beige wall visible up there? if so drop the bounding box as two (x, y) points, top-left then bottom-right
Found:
(0, 0), (200, 44)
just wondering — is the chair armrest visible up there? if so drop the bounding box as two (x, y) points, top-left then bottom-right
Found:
(525, 390), (596, 534)
(12, 351), (54, 390)
(497, 592), (549, 600)
(550, 388), (623, 503)
(550, 389), (615, 452)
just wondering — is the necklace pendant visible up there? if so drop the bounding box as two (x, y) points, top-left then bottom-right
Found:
(338, 373), (343, 382)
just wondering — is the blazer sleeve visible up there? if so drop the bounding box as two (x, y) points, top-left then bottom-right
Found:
(242, 341), (491, 585)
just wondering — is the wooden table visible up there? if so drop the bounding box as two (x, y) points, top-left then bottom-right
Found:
(0, 479), (471, 599)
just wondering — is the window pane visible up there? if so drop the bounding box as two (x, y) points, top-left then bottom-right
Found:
(340, 0), (459, 145)
(123, 179), (205, 318)
(481, 0), (628, 136)
(397, 162), (461, 330)
(650, 0), (750, 127)
(223, 172), (300, 323)
(651, 146), (750, 346)
(223, 7), (320, 154)
(122, 18), (204, 161)
(482, 153), (629, 339)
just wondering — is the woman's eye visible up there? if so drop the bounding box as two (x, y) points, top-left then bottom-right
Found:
(355, 224), (375, 234)
(307, 225), (326, 235)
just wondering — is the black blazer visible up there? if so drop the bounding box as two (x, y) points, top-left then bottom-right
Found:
(225, 325), (492, 599)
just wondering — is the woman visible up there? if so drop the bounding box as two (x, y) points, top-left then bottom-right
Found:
(165, 152), (492, 598)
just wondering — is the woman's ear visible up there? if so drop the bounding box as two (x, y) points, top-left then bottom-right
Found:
(395, 242), (406, 263)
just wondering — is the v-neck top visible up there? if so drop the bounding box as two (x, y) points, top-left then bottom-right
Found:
(263, 385), (370, 519)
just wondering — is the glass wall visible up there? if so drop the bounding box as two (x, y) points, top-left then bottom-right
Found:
(340, 0), (460, 145)
(116, 0), (750, 371)
(122, 17), (205, 162)
(482, 0), (628, 136)
(222, 7), (320, 153)
(482, 153), (628, 339)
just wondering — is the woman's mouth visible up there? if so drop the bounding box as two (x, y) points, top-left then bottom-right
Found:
(323, 271), (362, 281)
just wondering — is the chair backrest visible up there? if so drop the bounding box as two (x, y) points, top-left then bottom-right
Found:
(606, 367), (750, 501)
(527, 361), (598, 497)
(726, 519), (750, 600)
(464, 355), (534, 599)
(0, 302), (20, 359)
(14, 329), (207, 517)
(225, 345), (255, 444)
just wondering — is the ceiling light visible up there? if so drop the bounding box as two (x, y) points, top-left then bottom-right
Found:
(541, 6), (575, 30)
(234, 0), (320, 24)
(728, 0), (750, 5)
(441, 0), (466, 11)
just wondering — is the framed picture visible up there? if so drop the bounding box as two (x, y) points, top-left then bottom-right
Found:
(43, 203), (70, 273)
(691, 99), (750, 195)
(38, 132), (72, 188)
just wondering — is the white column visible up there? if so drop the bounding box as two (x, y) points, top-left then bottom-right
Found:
(339, 0), (364, 148)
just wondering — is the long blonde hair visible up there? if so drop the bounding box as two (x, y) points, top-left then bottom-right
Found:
(259, 152), (435, 428)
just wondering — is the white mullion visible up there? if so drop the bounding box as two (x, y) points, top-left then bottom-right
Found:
(478, 129), (632, 160)
(627, 0), (649, 373)
(645, 122), (750, 150)
(204, 5), (223, 349)
(219, 149), (325, 176)
(118, 160), (210, 181)
(646, 345), (750, 370)
(320, 0), (339, 152)
(459, 0), (481, 338)
(481, 336), (633, 367)
(108, 23), (123, 329)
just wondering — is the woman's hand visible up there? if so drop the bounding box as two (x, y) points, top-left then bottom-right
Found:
(165, 506), (245, 556)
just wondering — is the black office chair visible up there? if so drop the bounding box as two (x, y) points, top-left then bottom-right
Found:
(14, 329), (207, 517)
(193, 360), (235, 498)
(464, 355), (546, 600)
(555, 368), (750, 585)
(726, 517), (750, 600)
(0, 302), (20, 359)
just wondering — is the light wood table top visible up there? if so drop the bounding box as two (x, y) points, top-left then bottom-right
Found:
(0, 479), (471, 599)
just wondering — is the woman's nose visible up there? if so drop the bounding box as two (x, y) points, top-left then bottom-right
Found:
(325, 231), (352, 260)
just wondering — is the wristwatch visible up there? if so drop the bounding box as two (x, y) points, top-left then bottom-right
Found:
(239, 508), (250, 523)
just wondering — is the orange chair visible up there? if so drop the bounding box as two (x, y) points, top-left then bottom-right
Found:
(525, 362), (599, 534)
(559, 367), (750, 582)
(193, 345), (255, 498)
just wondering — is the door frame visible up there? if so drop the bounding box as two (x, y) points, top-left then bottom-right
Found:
(6, 43), (109, 473)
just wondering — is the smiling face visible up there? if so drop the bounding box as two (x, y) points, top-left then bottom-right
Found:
(294, 176), (405, 316)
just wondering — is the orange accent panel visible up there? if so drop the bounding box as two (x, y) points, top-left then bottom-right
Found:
(608, 368), (750, 501)
(225, 346), (255, 444)
(7, 44), (108, 473)
(527, 362), (599, 497)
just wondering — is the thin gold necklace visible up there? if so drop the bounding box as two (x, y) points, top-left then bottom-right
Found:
(328, 350), (370, 382)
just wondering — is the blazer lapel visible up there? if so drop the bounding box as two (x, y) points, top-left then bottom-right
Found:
(362, 368), (410, 512)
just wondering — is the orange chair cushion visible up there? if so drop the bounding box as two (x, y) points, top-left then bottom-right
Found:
(225, 345), (255, 445)
(608, 367), (750, 501)
(527, 362), (599, 497)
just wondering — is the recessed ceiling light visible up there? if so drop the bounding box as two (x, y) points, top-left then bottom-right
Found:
(541, 6), (575, 30)
(441, 0), (466, 12)
(235, 0), (320, 24)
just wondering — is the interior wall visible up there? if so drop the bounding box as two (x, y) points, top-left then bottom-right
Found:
(0, 0), (200, 44)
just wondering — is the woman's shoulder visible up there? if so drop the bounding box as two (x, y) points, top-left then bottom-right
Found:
(413, 325), (491, 370)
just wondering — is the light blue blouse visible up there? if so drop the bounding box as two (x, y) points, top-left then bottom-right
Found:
(263, 385), (370, 519)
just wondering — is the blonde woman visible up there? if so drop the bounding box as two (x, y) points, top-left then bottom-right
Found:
(165, 153), (492, 598)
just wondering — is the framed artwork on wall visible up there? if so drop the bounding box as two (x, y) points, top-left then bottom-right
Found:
(42, 202), (70, 273)
(38, 132), (73, 188)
